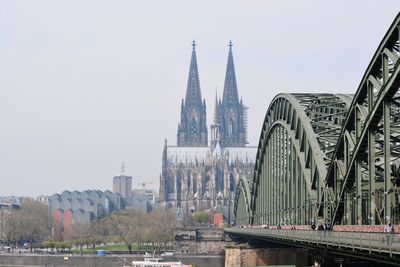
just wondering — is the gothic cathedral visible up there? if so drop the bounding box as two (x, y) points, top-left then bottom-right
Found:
(160, 41), (256, 221)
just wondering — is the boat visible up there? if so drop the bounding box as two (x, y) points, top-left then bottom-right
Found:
(124, 257), (191, 267)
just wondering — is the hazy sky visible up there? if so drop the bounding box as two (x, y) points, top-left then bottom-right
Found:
(1, 1), (399, 197)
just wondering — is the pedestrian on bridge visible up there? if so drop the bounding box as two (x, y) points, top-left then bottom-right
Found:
(384, 219), (394, 233)
(384, 219), (394, 246)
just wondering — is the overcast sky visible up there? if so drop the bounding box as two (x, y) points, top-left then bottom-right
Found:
(1, 1), (399, 197)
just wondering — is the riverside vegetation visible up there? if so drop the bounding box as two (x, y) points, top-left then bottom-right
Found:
(1, 200), (177, 255)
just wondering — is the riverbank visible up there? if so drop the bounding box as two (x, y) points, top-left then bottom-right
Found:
(0, 254), (225, 267)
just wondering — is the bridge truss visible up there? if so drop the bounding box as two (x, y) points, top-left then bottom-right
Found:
(234, 13), (400, 226)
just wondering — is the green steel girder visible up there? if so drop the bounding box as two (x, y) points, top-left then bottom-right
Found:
(233, 12), (400, 228)
(326, 12), (400, 226)
(249, 94), (351, 226)
(233, 176), (252, 225)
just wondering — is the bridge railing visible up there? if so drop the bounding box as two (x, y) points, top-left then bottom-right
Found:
(225, 228), (400, 255)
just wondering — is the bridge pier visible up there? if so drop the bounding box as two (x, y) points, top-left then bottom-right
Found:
(225, 246), (310, 267)
(225, 245), (388, 267)
(226, 228), (400, 266)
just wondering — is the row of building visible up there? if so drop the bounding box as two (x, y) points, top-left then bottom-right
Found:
(0, 168), (158, 241)
(50, 168), (159, 239)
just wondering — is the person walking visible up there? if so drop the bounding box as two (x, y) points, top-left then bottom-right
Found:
(384, 219), (394, 246)
(384, 219), (394, 233)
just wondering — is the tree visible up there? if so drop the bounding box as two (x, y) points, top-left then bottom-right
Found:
(18, 200), (51, 251)
(3, 200), (51, 251)
(71, 223), (91, 255)
(64, 208), (177, 255)
(2, 211), (20, 250)
(110, 210), (147, 254)
(147, 207), (175, 252)
(86, 220), (103, 253)
(42, 240), (55, 253)
(194, 211), (211, 224)
(97, 216), (113, 238)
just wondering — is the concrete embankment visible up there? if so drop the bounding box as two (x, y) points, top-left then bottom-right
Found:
(0, 254), (225, 267)
(225, 247), (309, 267)
(0, 254), (133, 267)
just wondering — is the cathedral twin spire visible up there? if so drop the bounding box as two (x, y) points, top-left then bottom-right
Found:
(177, 41), (208, 147)
(185, 41), (203, 106)
(222, 41), (239, 108)
(217, 40), (248, 147)
(177, 41), (247, 147)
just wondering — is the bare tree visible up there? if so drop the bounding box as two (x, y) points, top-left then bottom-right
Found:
(157, 208), (175, 251)
(110, 210), (147, 254)
(86, 220), (103, 253)
(146, 207), (175, 252)
(2, 211), (20, 251)
(18, 200), (51, 251)
(71, 223), (91, 255)
(59, 208), (176, 255)
(3, 200), (51, 251)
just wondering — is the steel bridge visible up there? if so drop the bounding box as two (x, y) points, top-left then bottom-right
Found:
(227, 12), (400, 264)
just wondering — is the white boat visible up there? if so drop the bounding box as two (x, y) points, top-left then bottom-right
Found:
(124, 257), (191, 267)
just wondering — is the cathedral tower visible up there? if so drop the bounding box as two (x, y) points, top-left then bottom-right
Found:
(214, 41), (247, 147)
(161, 41), (256, 213)
(177, 41), (208, 147)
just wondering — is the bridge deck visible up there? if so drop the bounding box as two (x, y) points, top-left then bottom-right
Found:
(225, 228), (400, 256)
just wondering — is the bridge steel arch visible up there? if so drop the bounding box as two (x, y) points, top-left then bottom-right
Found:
(250, 94), (351, 226)
(234, 13), (400, 227)
(233, 176), (252, 226)
(324, 13), (400, 226)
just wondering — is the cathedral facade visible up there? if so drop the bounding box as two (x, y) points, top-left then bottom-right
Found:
(160, 41), (256, 216)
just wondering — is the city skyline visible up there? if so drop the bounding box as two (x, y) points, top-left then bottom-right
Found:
(1, 1), (400, 196)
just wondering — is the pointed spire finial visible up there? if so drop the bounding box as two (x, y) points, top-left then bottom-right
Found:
(228, 40), (233, 50)
(192, 40), (196, 50)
